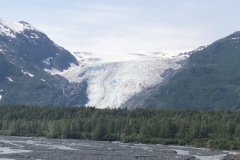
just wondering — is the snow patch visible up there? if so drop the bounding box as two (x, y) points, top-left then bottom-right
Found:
(232, 37), (240, 40)
(193, 46), (207, 52)
(44, 68), (61, 75)
(0, 18), (39, 39)
(43, 57), (53, 66)
(23, 33), (39, 39)
(0, 48), (7, 54)
(177, 46), (207, 58)
(6, 77), (14, 82)
(40, 79), (46, 82)
(21, 70), (34, 77)
(14, 21), (38, 32)
(0, 95), (2, 101)
(44, 63), (79, 75)
(30, 33), (39, 39)
(0, 22), (16, 38)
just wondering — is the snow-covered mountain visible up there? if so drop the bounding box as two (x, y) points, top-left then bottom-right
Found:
(2, 18), (240, 110)
(0, 18), (87, 106)
(0, 18), (189, 108)
(0, 18), (79, 71)
(50, 52), (187, 108)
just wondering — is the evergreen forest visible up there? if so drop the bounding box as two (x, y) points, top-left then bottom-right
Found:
(0, 105), (240, 150)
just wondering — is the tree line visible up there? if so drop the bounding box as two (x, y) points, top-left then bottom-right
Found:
(0, 105), (240, 150)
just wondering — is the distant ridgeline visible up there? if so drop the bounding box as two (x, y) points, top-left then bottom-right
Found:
(1, 105), (240, 150)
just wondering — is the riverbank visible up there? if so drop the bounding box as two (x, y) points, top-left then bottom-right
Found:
(0, 135), (239, 160)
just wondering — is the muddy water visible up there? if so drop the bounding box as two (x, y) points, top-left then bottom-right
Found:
(0, 136), (239, 160)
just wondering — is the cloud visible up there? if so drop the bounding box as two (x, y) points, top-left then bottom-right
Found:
(24, 1), (240, 56)
(37, 19), (211, 55)
(66, 25), (209, 55)
(60, 3), (140, 25)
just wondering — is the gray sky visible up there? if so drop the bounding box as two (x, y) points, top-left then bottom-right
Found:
(1, 0), (240, 55)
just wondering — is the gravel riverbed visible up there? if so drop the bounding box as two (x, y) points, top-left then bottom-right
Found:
(0, 136), (239, 160)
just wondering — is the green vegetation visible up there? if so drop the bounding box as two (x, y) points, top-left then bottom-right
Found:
(145, 32), (240, 109)
(0, 105), (240, 150)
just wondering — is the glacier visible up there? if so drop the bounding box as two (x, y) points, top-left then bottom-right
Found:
(0, 18), (189, 108)
(52, 52), (186, 108)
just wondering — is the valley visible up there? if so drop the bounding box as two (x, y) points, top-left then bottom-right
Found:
(2, 18), (240, 110)
(1, 1), (240, 159)
(55, 56), (184, 108)
(0, 18), (188, 108)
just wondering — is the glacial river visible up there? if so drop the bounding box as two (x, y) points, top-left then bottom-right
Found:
(0, 136), (239, 160)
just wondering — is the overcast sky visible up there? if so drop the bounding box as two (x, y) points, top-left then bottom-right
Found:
(1, 0), (240, 55)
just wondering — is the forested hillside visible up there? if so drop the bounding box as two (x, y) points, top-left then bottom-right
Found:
(0, 105), (240, 150)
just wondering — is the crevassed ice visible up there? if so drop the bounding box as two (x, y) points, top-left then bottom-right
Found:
(58, 57), (183, 108)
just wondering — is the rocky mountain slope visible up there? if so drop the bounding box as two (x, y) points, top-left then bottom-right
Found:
(132, 31), (240, 109)
(2, 18), (239, 109)
(0, 18), (186, 108)
(0, 18), (87, 106)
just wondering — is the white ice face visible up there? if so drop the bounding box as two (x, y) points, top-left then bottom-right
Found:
(49, 52), (185, 108)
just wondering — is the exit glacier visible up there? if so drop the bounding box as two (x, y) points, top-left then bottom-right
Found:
(49, 52), (187, 108)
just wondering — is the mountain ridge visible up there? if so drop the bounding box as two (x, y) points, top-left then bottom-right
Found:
(1, 18), (240, 109)
(130, 31), (240, 109)
(0, 18), (87, 106)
